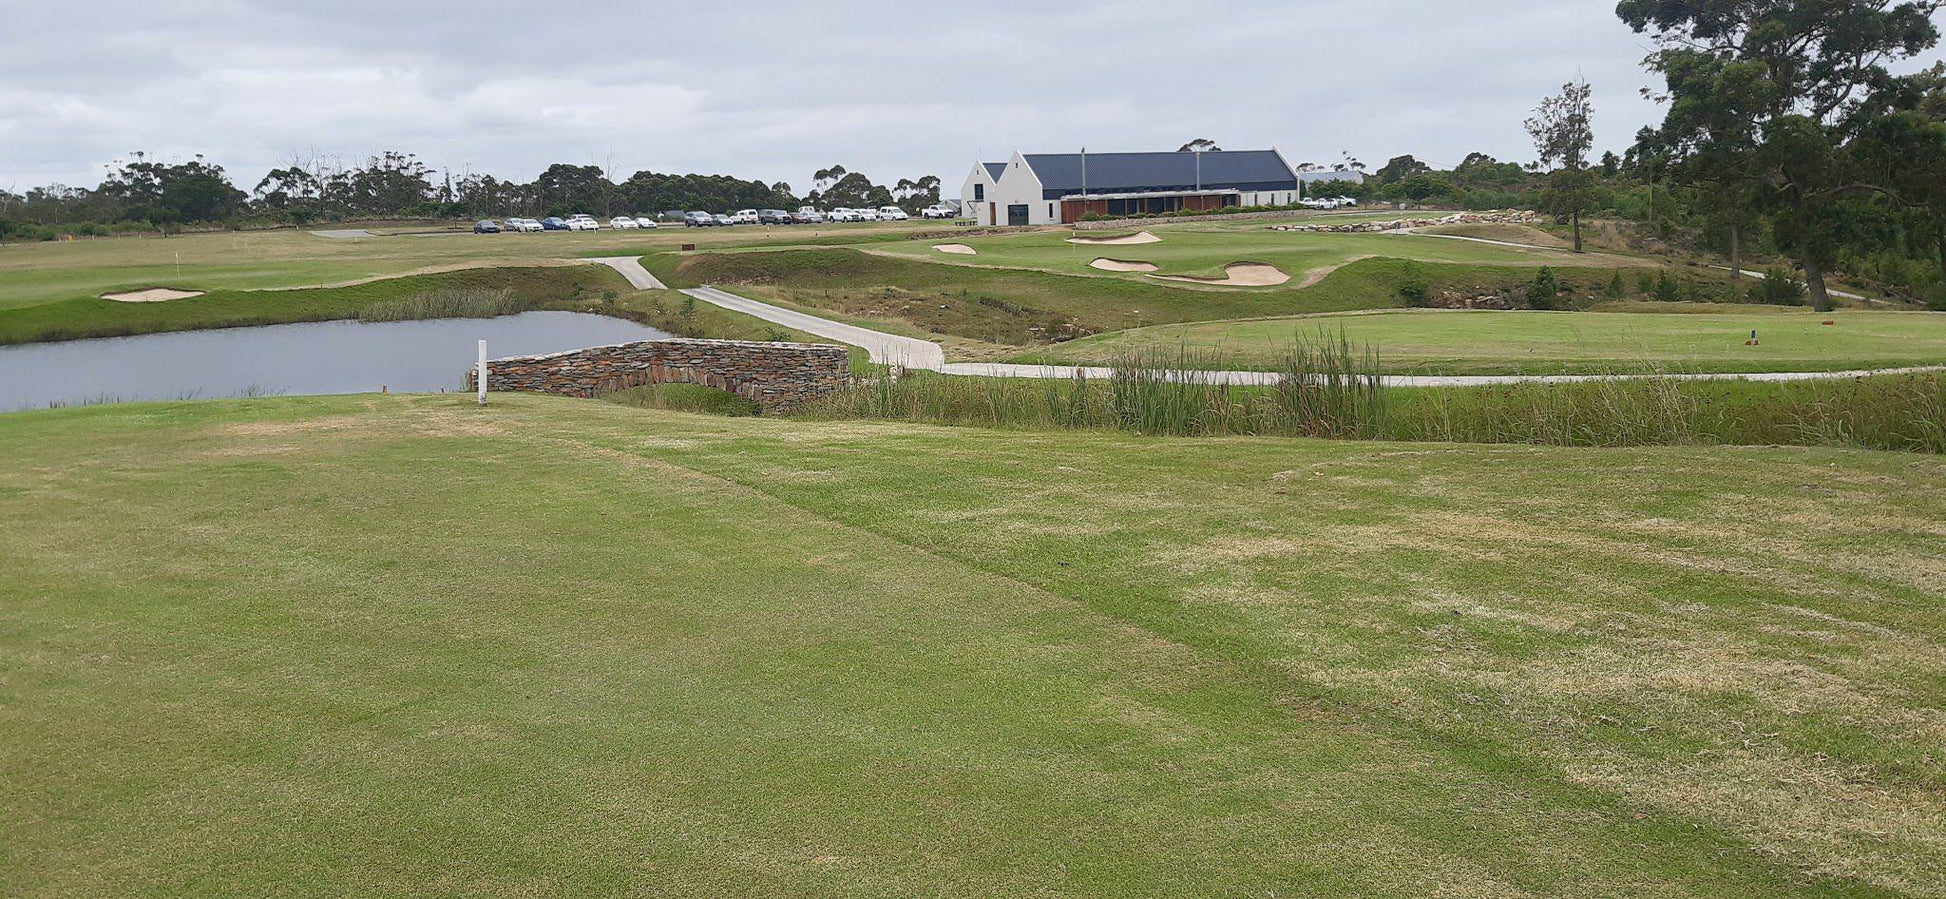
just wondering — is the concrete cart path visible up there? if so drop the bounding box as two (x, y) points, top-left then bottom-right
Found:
(590, 256), (668, 291)
(681, 286), (1943, 387)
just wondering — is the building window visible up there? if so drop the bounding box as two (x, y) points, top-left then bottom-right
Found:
(1048, 203), (1055, 219)
(974, 184), (985, 201)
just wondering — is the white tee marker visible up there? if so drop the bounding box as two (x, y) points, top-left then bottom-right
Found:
(477, 340), (488, 405)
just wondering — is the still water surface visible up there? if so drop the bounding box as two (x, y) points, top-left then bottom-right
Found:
(0, 312), (671, 412)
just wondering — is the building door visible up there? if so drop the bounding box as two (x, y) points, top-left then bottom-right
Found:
(1007, 204), (1029, 226)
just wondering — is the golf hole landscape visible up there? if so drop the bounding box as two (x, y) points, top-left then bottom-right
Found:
(6, 5), (1946, 897)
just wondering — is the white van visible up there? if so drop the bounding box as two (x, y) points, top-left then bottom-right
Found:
(732, 209), (760, 224)
(876, 206), (910, 221)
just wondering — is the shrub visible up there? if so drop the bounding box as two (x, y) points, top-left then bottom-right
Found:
(1397, 262), (1431, 307)
(1747, 267), (1808, 306)
(1525, 267), (1561, 309)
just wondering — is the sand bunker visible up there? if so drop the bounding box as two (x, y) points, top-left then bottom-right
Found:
(932, 244), (978, 255)
(102, 288), (205, 303)
(1153, 262), (1290, 287)
(1067, 230), (1162, 246)
(1089, 258), (1159, 273)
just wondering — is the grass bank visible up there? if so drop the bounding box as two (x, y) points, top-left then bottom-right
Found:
(0, 265), (633, 344)
(3, 393), (1940, 895)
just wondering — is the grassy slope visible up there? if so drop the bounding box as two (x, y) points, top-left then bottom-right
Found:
(1018, 308), (1946, 375)
(865, 225), (1607, 281)
(0, 265), (636, 344)
(677, 249), (1436, 342)
(2, 393), (1940, 897)
(0, 221), (942, 310)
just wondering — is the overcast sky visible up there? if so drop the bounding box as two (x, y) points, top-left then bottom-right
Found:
(2, 0), (1675, 194)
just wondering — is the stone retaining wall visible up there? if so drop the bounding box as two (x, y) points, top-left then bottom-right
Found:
(467, 338), (849, 413)
(1268, 210), (1537, 234)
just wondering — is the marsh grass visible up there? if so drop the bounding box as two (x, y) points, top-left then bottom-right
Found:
(811, 330), (1946, 452)
(1390, 373), (1946, 452)
(811, 330), (1389, 438)
(355, 287), (533, 322)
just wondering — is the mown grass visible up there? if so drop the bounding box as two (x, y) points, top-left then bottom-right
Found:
(0, 220), (945, 310)
(676, 248), (1587, 341)
(0, 265), (633, 344)
(600, 382), (762, 416)
(1018, 308), (1946, 375)
(2, 393), (1940, 896)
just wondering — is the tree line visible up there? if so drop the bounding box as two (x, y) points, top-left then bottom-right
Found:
(0, 152), (942, 237)
(1298, 1), (1946, 311)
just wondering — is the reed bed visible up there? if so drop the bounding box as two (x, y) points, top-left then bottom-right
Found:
(356, 288), (533, 323)
(806, 329), (1946, 453)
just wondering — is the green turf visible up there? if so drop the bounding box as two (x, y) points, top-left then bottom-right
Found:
(0, 265), (635, 344)
(865, 222), (1616, 283)
(1017, 308), (1946, 374)
(0, 220), (943, 311)
(2, 393), (1940, 896)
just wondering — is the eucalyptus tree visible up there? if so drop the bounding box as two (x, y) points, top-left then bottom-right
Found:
(1618, 0), (1945, 310)
(1526, 79), (1598, 252)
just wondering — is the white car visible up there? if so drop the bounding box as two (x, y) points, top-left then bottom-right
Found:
(1334, 196), (1359, 208)
(608, 216), (638, 230)
(876, 206), (910, 221)
(505, 217), (543, 232)
(567, 214), (600, 231)
(631, 215), (659, 229)
(920, 204), (958, 219)
(732, 209), (760, 224)
(826, 207), (855, 222)
(852, 209), (881, 222)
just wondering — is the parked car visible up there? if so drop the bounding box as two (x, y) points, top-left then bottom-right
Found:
(683, 211), (715, 227)
(792, 208), (826, 224)
(504, 217), (540, 232)
(876, 206), (910, 221)
(567, 214), (600, 231)
(609, 216), (638, 230)
(540, 216), (569, 231)
(711, 213), (736, 227)
(731, 209), (760, 225)
(1334, 196), (1359, 207)
(921, 204), (958, 219)
(631, 215), (659, 229)
(757, 209), (793, 225)
(473, 219), (501, 233)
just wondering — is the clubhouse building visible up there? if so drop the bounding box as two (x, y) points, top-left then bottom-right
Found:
(960, 148), (1340, 226)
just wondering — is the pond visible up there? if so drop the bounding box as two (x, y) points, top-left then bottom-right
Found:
(0, 312), (672, 412)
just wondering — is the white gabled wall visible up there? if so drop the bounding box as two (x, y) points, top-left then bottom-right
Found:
(960, 164), (996, 224)
(989, 152), (1051, 226)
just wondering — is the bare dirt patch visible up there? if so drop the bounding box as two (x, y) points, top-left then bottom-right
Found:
(1067, 231), (1163, 246)
(1089, 258), (1160, 273)
(102, 288), (205, 303)
(932, 244), (978, 256)
(1153, 262), (1290, 287)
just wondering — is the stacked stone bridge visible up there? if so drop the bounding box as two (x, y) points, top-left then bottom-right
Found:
(468, 338), (849, 413)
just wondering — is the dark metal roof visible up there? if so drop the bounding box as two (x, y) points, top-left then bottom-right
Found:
(1020, 150), (1296, 194)
(982, 162), (1007, 180)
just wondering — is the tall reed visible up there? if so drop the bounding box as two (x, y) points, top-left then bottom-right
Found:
(357, 288), (532, 323)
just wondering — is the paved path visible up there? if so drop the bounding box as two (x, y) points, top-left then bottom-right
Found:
(589, 256), (668, 291)
(679, 285), (1943, 386)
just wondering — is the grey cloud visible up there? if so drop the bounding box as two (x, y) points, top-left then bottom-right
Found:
(1, 0), (1667, 193)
